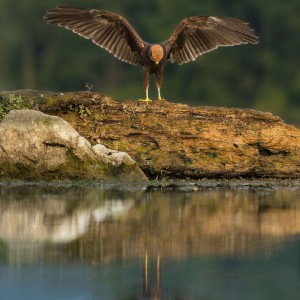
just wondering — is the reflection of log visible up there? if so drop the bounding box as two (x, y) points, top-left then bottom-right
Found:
(0, 187), (299, 263)
(1, 90), (300, 179)
(84, 188), (300, 261)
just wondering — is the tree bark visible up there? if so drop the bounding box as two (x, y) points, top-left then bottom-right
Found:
(1, 90), (300, 179)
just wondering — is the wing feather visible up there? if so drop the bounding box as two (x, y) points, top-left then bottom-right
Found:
(106, 30), (119, 50)
(163, 16), (259, 65)
(44, 6), (146, 65)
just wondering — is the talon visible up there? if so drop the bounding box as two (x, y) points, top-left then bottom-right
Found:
(158, 97), (165, 101)
(139, 98), (152, 105)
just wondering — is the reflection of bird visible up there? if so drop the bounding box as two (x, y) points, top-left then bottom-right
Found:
(44, 6), (259, 104)
(141, 253), (161, 300)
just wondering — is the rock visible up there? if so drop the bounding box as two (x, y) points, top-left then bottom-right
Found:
(0, 110), (147, 181)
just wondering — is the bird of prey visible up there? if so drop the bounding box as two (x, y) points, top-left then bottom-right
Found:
(44, 6), (259, 104)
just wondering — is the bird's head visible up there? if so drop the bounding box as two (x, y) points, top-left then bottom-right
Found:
(150, 45), (164, 64)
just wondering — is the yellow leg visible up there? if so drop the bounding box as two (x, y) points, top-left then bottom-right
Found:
(157, 88), (164, 101)
(139, 88), (152, 105)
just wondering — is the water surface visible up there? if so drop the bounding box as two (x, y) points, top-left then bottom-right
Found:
(0, 184), (299, 299)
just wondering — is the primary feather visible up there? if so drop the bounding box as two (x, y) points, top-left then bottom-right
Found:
(44, 6), (146, 65)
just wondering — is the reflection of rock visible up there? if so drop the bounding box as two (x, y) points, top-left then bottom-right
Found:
(0, 199), (133, 244)
(48, 209), (91, 243)
(92, 200), (133, 222)
(0, 110), (147, 180)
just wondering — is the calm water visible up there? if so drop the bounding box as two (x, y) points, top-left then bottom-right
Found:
(0, 184), (299, 299)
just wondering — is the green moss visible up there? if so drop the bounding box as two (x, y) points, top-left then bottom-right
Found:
(135, 144), (148, 155)
(204, 151), (218, 158)
(44, 96), (59, 107)
(116, 140), (130, 151)
(107, 163), (129, 177)
(15, 162), (31, 173)
(94, 113), (104, 121)
(40, 118), (53, 126)
(105, 162), (145, 180)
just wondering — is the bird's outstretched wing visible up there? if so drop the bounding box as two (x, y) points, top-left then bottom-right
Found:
(44, 6), (146, 65)
(163, 16), (259, 65)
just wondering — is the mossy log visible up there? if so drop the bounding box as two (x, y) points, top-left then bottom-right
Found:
(1, 90), (300, 179)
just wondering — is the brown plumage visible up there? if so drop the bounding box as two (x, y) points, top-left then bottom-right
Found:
(43, 6), (259, 104)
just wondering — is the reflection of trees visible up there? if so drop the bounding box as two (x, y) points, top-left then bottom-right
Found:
(0, 186), (299, 264)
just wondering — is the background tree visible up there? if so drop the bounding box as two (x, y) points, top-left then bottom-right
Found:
(0, 0), (300, 125)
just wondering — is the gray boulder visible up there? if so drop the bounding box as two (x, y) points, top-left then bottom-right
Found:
(0, 110), (147, 180)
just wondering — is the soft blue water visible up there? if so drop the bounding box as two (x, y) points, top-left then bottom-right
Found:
(0, 185), (299, 299)
(1, 244), (300, 300)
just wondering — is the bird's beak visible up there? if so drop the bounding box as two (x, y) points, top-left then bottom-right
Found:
(156, 61), (159, 65)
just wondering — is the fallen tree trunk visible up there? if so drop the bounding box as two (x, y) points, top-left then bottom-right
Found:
(1, 90), (300, 179)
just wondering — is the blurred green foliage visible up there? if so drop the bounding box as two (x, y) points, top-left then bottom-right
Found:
(0, 0), (300, 125)
(0, 94), (25, 121)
